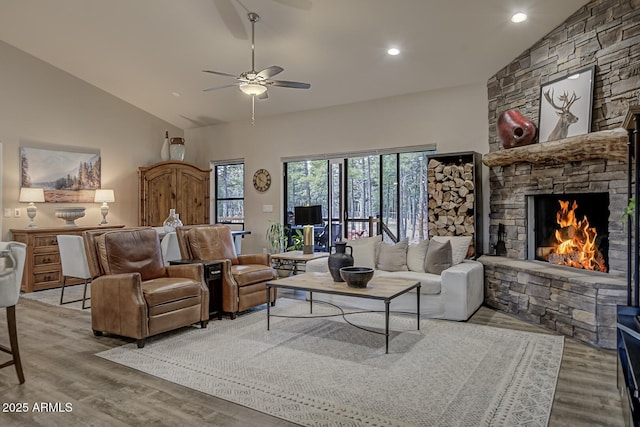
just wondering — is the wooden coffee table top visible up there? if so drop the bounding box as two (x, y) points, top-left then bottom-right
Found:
(267, 272), (420, 301)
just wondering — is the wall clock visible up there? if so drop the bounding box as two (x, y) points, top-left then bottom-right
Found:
(253, 168), (271, 192)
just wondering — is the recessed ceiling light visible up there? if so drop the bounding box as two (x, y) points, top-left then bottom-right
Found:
(387, 47), (400, 56)
(171, 92), (181, 97)
(511, 12), (527, 23)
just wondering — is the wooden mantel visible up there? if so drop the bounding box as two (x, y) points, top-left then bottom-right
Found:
(482, 127), (628, 167)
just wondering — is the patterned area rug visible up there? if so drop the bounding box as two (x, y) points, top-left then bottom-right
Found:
(97, 299), (563, 426)
(20, 283), (90, 311)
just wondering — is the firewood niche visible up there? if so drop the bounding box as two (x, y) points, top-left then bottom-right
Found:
(427, 151), (483, 257)
(482, 127), (628, 167)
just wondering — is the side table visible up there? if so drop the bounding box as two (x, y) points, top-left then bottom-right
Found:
(170, 259), (223, 320)
(271, 251), (329, 276)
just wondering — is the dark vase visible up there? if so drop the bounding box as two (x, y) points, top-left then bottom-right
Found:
(328, 242), (354, 282)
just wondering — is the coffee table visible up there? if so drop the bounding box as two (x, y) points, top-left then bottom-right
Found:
(266, 272), (421, 353)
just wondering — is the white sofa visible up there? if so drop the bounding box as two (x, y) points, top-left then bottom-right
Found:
(305, 235), (484, 321)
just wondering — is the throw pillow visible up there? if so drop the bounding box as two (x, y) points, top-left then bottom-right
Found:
(376, 239), (409, 272)
(432, 235), (472, 265)
(424, 239), (452, 274)
(344, 235), (382, 269)
(406, 240), (429, 273)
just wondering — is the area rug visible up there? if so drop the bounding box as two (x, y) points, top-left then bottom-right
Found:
(20, 283), (90, 312)
(97, 299), (564, 426)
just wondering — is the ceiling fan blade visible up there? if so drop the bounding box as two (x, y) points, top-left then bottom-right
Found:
(203, 83), (239, 92)
(257, 65), (284, 79)
(268, 79), (311, 89)
(213, 0), (248, 40)
(272, 0), (313, 11)
(256, 91), (269, 100)
(203, 69), (238, 78)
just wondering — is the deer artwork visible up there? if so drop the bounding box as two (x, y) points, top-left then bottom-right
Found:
(543, 89), (581, 141)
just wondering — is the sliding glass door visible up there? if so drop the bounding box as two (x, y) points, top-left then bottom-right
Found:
(284, 148), (434, 249)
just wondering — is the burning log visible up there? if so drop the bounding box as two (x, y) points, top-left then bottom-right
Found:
(546, 199), (607, 272)
(536, 246), (554, 259)
(556, 225), (576, 241)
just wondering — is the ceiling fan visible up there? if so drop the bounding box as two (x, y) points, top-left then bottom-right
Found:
(203, 11), (310, 122)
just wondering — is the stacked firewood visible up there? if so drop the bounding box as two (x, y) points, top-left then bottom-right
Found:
(427, 158), (475, 240)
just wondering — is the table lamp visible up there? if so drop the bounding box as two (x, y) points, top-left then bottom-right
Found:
(19, 187), (45, 228)
(295, 205), (323, 254)
(94, 189), (115, 225)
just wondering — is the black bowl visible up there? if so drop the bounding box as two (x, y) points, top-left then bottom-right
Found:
(339, 266), (374, 288)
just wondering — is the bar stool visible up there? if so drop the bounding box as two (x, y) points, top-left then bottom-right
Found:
(0, 241), (27, 384)
(57, 235), (91, 309)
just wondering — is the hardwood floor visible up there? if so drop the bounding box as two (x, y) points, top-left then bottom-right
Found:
(0, 296), (625, 426)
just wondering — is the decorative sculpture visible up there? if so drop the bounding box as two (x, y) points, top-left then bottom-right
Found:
(497, 109), (538, 149)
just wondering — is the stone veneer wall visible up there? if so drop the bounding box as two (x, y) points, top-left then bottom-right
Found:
(487, 0), (640, 264)
(483, 0), (640, 346)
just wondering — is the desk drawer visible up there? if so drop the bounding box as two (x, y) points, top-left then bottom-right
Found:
(34, 253), (60, 266)
(34, 235), (60, 248)
(33, 270), (61, 287)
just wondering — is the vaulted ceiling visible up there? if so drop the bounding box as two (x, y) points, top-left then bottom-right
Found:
(0, 0), (588, 129)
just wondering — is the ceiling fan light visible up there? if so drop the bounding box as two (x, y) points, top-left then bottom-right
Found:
(239, 83), (267, 96)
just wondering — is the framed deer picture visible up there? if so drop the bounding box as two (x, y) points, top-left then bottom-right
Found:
(538, 65), (595, 143)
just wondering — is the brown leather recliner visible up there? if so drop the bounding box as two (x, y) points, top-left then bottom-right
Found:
(176, 224), (277, 319)
(83, 228), (209, 348)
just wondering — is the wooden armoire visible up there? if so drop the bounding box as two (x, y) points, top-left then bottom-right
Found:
(138, 161), (211, 226)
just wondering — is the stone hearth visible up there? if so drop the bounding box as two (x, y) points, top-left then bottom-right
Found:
(480, 256), (625, 348)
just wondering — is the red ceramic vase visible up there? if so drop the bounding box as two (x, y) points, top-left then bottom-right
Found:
(498, 109), (538, 149)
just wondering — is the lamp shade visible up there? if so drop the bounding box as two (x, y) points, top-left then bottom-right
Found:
(94, 189), (115, 203)
(239, 83), (267, 96)
(19, 187), (45, 203)
(294, 205), (323, 225)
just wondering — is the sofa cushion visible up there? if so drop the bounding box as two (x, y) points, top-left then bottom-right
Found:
(424, 239), (452, 274)
(432, 235), (472, 266)
(406, 240), (429, 273)
(375, 270), (441, 295)
(376, 239), (409, 272)
(345, 235), (381, 269)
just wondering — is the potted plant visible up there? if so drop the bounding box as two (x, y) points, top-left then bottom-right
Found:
(265, 221), (288, 254)
(289, 228), (304, 251)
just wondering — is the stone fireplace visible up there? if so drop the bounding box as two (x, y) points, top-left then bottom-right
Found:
(478, 0), (639, 349)
(480, 138), (628, 348)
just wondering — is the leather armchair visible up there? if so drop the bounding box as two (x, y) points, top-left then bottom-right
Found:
(176, 225), (277, 319)
(83, 228), (209, 348)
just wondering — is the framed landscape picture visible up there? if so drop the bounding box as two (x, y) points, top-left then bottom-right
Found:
(538, 65), (595, 143)
(20, 146), (101, 202)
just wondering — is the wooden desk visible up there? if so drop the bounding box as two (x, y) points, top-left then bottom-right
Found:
(11, 225), (124, 293)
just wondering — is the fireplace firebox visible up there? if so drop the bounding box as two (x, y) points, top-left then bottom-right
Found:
(527, 193), (609, 273)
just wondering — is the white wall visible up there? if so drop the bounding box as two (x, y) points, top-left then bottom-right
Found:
(0, 41), (183, 238)
(186, 83), (490, 254)
(0, 39), (490, 252)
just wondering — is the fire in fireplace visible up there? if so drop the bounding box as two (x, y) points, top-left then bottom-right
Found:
(529, 193), (609, 272)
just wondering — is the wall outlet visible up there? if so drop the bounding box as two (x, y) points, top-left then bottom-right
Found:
(3, 208), (11, 217)
(14, 208), (21, 218)
(262, 204), (273, 213)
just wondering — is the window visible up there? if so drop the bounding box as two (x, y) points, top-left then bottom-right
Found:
(214, 162), (244, 226)
(284, 146), (435, 248)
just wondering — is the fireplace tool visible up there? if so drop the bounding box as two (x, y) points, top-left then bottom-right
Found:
(495, 223), (507, 256)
